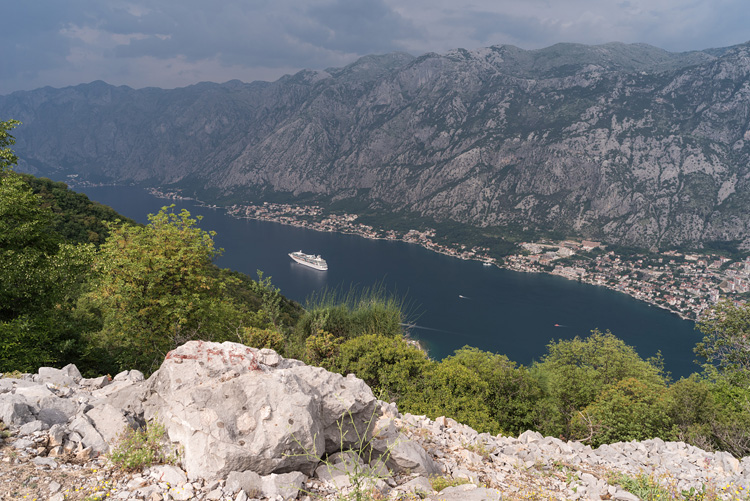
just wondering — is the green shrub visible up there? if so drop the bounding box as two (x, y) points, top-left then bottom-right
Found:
(332, 334), (430, 401)
(239, 326), (284, 352)
(608, 472), (675, 500)
(305, 330), (343, 370)
(109, 421), (178, 471)
(401, 358), (501, 435)
(572, 377), (672, 446)
(532, 329), (667, 439)
(0, 420), (10, 439)
(695, 300), (750, 385)
(607, 471), (742, 501)
(429, 475), (470, 492)
(295, 283), (411, 344)
(445, 347), (544, 436)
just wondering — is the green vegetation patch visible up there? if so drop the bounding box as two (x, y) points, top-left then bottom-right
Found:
(109, 421), (180, 472)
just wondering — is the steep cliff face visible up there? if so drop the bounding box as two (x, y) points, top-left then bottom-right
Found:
(3, 42), (750, 249)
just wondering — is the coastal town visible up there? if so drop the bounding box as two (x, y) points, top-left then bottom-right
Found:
(225, 199), (750, 321)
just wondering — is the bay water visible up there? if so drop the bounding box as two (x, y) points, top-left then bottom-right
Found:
(79, 186), (702, 378)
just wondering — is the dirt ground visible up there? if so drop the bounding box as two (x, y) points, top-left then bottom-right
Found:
(0, 442), (126, 501)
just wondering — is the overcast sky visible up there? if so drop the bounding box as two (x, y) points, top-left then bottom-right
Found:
(3, 0), (748, 95)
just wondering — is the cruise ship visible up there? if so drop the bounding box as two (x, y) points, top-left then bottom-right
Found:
(289, 250), (328, 271)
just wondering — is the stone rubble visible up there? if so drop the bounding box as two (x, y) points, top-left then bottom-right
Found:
(1, 340), (750, 500)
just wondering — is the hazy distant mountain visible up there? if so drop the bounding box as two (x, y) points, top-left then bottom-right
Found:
(2, 41), (750, 250)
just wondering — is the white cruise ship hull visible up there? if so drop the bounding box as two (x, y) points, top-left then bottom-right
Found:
(289, 251), (328, 271)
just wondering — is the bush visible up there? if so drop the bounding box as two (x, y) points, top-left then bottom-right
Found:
(533, 329), (666, 439)
(695, 300), (750, 386)
(572, 377), (672, 446)
(663, 374), (750, 457)
(109, 421), (178, 472)
(305, 330), (343, 370)
(294, 284), (410, 345)
(401, 358), (501, 435)
(332, 334), (430, 401)
(238, 326), (284, 352)
(445, 347), (544, 436)
(80, 206), (249, 374)
(429, 475), (470, 491)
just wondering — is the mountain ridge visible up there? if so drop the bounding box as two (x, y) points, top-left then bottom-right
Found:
(2, 41), (750, 250)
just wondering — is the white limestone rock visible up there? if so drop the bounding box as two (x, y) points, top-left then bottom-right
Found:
(69, 414), (108, 454)
(0, 395), (34, 425)
(150, 464), (188, 486)
(142, 340), (379, 480)
(259, 472), (307, 501)
(428, 484), (502, 501)
(372, 432), (441, 475)
(86, 403), (137, 446)
(37, 364), (82, 387)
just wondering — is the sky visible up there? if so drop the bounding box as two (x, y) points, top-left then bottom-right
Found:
(3, 0), (749, 95)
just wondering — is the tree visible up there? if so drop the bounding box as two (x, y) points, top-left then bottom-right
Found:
(445, 347), (544, 436)
(0, 241), (94, 373)
(0, 119), (21, 172)
(250, 271), (282, 329)
(0, 120), (59, 320)
(533, 329), (666, 438)
(665, 375), (750, 457)
(331, 333), (430, 400)
(402, 357), (501, 435)
(695, 300), (750, 384)
(572, 377), (671, 446)
(0, 174), (60, 320)
(0, 119), (96, 372)
(80, 206), (246, 373)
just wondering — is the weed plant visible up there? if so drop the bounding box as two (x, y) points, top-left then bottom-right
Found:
(609, 471), (750, 501)
(287, 406), (395, 501)
(428, 475), (470, 492)
(296, 282), (416, 342)
(108, 421), (179, 471)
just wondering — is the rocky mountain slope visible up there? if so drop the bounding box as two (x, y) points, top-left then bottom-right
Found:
(2, 42), (750, 249)
(2, 340), (749, 500)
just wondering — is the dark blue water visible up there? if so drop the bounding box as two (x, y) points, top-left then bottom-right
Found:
(79, 186), (702, 378)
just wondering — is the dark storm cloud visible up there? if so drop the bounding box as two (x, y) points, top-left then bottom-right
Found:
(1, 0), (749, 94)
(447, 10), (561, 49)
(5, 2), (81, 74)
(305, 0), (417, 53)
(4, 0), (412, 92)
(110, 0), (414, 67)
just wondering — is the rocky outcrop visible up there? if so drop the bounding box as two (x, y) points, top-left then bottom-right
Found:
(141, 341), (379, 479)
(3, 41), (750, 249)
(2, 341), (750, 500)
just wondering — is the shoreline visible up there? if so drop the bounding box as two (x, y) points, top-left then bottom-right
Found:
(225, 208), (698, 323)
(137, 186), (743, 324)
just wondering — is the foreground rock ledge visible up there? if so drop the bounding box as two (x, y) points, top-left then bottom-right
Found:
(143, 340), (379, 479)
(3, 340), (750, 500)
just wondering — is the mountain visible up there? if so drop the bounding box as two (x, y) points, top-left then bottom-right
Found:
(2, 42), (750, 250)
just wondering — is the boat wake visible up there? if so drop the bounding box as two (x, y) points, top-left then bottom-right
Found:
(401, 323), (460, 335)
(458, 294), (472, 300)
